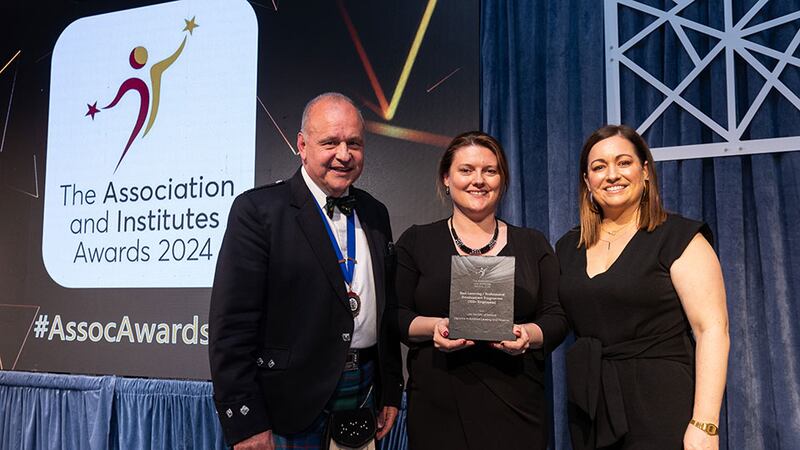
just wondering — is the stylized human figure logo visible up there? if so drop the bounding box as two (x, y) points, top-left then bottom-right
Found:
(86, 16), (198, 172)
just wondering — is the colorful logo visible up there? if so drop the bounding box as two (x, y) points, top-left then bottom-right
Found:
(86, 17), (199, 172)
(43, 0), (257, 288)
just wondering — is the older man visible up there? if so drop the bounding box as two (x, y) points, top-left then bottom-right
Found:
(209, 93), (403, 449)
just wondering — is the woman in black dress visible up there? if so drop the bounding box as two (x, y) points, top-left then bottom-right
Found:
(556, 125), (729, 450)
(394, 131), (568, 450)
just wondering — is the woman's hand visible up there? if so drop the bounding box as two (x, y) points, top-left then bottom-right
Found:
(490, 324), (530, 355)
(432, 318), (475, 352)
(683, 423), (718, 450)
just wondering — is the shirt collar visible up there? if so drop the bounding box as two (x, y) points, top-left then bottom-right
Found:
(301, 166), (350, 209)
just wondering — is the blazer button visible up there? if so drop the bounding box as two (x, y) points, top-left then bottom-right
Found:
(342, 333), (351, 342)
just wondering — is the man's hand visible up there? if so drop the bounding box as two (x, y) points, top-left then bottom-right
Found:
(234, 430), (274, 450)
(376, 406), (399, 440)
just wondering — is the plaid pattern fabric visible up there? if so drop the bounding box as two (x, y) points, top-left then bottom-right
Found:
(273, 360), (376, 450)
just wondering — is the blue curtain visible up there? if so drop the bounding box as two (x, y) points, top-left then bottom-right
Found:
(0, 371), (408, 450)
(482, 1), (800, 449)
(109, 377), (225, 450)
(0, 372), (227, 450)
(0, 371), (115, 450)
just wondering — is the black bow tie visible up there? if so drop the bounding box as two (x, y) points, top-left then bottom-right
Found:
(324, 195), (356, 218)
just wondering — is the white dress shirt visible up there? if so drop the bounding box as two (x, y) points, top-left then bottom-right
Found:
(301, 167), (377, 348)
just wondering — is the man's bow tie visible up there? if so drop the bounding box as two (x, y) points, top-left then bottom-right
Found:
(324, 195), (356, 218)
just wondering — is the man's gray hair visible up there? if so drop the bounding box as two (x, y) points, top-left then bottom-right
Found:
(300, 92), (365, 134)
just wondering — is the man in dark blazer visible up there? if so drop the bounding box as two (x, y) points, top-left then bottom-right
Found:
(209, 93), (403, 449)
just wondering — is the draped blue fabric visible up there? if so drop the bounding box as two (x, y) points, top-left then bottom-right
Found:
(0, 371), (408, 450)
(0, 371), (115, 450)
(109, 377), (226, 450)
(482, 1), (800, 449)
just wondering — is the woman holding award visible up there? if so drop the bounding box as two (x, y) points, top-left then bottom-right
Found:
(556, 125), (729, 450)
(393, 131), (568, 449)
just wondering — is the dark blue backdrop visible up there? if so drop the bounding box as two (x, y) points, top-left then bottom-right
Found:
(2, 1), (799, 449)
(483, 1), (800, 449)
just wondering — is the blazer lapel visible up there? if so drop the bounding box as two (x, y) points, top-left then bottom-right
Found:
(353, 190), (386, 324)
(289, 171), (349, 307)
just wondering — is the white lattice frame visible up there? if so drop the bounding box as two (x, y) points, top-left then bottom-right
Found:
(605, 0), (800, 161)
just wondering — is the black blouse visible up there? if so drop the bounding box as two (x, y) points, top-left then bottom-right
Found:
(394, 219), (568, 450)
(556, 214), (712, 449)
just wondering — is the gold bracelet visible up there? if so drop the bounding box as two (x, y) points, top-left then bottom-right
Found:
(689, 419), (719, 436)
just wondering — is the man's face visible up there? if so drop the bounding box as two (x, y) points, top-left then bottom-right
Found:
(297, 99), (365, 197)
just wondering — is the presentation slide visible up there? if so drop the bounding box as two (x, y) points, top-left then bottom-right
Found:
(0, 0), (478, 379)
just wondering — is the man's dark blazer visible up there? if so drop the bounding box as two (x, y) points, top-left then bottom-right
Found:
(209, 169), (404, 446)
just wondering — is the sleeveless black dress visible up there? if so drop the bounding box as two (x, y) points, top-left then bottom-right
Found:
(395, 220), (568, 450)
(556, 214), (712, 450)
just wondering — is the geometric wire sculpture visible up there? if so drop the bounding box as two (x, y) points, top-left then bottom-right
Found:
(606, 0), (800, 160)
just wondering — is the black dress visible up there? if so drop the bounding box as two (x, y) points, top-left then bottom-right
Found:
(555, 214), (712, 450)
(394, 219), (568, 450)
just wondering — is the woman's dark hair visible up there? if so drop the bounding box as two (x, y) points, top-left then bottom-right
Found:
(437, 131), (510, 199)
(578, 124), (667, 247)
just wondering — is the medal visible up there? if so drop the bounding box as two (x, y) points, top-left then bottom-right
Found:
(316, 201), (362, 317)
(347, 291), (361, 317)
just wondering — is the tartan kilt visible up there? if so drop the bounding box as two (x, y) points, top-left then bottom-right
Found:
(273, 360), (376, 449)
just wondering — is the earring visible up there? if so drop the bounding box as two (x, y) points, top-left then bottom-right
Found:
(445, 186), (450, 196)
(588, 191), (600, 213)
(641, 179), (649, 204)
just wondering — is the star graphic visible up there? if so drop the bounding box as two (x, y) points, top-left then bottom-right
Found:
(85, 101), (100, 120)
(183, 16), (199, 35)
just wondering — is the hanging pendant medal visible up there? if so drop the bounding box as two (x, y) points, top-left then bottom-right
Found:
(316, 203), (360, 317)
(347, 291), (361, 317)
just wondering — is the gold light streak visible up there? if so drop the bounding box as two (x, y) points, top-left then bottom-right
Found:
(366, 121), (450, 147)
(0, 50), (21, 77)
(339, 0), (437, 121)
(257, 96), (297, 155)
(427, 67), (461, 93)
(384, 0), (436, 120)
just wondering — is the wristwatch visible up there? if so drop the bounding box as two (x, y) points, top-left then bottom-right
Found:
(689, 419), (719, 436)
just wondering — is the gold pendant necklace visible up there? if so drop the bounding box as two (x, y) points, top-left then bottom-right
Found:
(598, 221), (636, 250)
